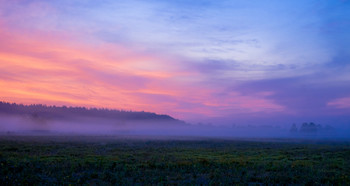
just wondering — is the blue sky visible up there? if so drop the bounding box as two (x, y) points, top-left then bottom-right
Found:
(0, 0), (349, 126)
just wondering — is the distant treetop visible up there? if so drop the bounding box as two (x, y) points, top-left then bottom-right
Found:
(0, 101), (177, 122)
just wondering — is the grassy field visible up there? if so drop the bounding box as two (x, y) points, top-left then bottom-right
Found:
(0, 135), (349, 185)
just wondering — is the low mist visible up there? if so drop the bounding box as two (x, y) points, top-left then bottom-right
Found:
(1, 113), (349, 140)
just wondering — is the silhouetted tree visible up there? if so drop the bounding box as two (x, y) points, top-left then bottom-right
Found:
(300, 122), (318, 133)
(290, 123), (298, 133)
(0, 101), (178, 122)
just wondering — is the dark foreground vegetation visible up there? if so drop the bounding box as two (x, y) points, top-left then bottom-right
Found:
(0, 136), (349, 185)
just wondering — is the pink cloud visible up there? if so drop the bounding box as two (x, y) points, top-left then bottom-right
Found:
(0, 11), (286, 121)
(328, 97), (350, 109)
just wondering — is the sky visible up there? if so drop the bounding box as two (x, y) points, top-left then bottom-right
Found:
(0, 0), (349, 126)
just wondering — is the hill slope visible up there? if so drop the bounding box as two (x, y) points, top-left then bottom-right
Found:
(0, 101), (179, 122)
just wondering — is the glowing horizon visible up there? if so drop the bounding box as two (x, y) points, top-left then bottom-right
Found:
(0, 0), (349, 125)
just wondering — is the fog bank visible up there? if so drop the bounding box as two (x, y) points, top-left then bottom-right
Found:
(1, 114), (348, 139)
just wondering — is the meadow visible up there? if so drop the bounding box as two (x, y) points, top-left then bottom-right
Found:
(0, 135), (349, 185)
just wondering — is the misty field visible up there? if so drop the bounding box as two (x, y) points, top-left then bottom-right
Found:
(0, 136), (349, 185)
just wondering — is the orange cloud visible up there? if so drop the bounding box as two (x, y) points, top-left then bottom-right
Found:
(0, 19), (284, 120)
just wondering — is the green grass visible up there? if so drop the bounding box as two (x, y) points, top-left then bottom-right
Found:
(0, 136), (349, 185)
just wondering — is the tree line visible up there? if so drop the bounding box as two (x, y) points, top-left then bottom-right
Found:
(290, 122), (334, 133)
(0, 101), (176, 122)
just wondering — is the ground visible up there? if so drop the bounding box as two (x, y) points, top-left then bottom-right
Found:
(0, 135), (349, 185)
